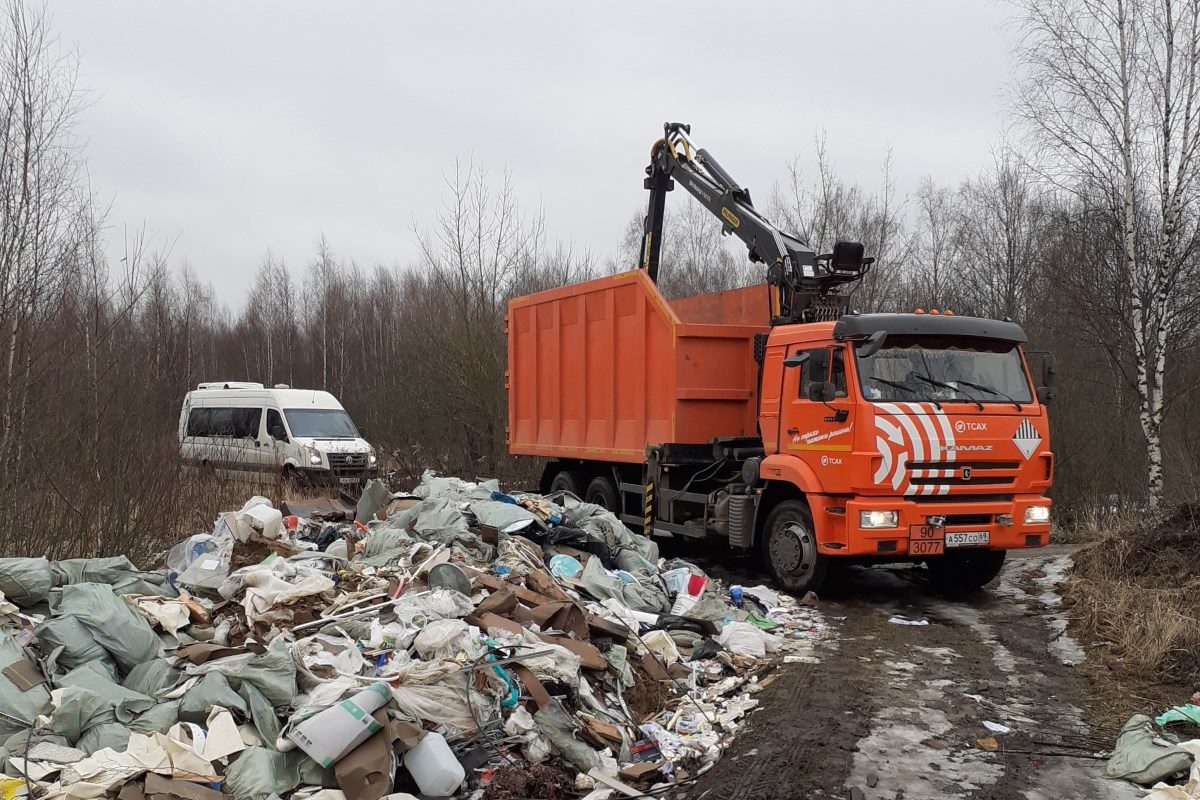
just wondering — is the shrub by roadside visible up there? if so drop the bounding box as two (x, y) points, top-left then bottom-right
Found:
(1064, 504), (1200, 729)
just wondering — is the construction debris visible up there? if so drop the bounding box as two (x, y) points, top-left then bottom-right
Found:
(0, 472), (828, 799)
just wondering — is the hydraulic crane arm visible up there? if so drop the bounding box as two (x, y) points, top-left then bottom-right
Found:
(639, 122), (873, 325)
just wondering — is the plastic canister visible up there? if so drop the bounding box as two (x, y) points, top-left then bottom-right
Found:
(287, 682), (391, 767)
(403, 731), (465, 797)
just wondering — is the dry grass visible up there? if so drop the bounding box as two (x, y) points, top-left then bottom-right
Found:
(1064, 504), (1200, 724)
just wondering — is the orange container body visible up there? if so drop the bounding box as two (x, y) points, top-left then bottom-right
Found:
(507, 270), (769, 464)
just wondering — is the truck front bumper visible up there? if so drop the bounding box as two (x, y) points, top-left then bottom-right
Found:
(813, 494), (1052, 556)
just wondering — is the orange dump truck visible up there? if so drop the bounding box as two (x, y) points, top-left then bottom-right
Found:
(507, 123), (1056, 593)
(507, 269), (1056, 593)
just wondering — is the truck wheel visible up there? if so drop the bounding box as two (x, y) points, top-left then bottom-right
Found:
(548, 469), (581, 496)
(926, 550), (1007, 594)
(585, 475), (620, 513)
(763, 500), (827, 594)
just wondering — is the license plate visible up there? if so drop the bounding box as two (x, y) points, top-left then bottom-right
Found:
(945, 531), (990, 548)
(909, 524), (944, 556)
(338, 477), (359, 485)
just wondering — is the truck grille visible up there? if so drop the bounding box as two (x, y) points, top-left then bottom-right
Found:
(906, 460), (1021, 491)
(328, 452), (368, 475)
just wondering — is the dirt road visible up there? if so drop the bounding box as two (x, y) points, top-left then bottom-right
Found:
(683, 547), (1140, 800)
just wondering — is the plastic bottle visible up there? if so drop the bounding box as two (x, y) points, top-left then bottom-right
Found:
(730, 585), (744, 608)
(403, 731), (465, 797)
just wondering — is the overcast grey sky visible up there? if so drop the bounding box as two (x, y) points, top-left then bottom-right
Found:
(53, 1), (1017, 304)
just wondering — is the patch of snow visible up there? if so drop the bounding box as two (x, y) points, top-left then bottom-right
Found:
(847, 705), (1004, 800)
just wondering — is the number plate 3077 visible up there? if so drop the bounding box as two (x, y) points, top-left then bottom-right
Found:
(945, 531), (990, 548)
(909, 525), (944, 556)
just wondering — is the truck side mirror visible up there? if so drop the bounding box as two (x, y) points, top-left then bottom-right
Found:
(783, 351), (809, 369)
(1037, 353), (1057, 404)
(810, 382), (836, 402)
(805, 348), (828, 384)
(804, 349), (834, 401)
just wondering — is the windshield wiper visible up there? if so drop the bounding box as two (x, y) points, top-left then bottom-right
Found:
(871, 377), (915, 396)
(954, 378), (1023, 411)
(913, 372), (979, 411)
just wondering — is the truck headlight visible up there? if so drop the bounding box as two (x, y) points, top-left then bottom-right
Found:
(1024, 505), (1051, 524)
(860, 510), (899, 529)
(309, 451), (322, 466)
(368, 451), (377, 465)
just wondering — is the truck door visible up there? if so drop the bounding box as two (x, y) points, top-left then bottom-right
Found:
(780, 345), (856, 477)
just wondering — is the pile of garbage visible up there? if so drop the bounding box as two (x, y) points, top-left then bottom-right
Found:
(0, 472), (825, 800)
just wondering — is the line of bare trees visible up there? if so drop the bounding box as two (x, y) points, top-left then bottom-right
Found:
(2, 0), (1199, 558)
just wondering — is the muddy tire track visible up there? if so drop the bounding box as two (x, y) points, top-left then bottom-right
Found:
(686, 552), (1138, 800)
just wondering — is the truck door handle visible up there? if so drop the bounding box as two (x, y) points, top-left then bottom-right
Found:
(786, 427), (799, 435)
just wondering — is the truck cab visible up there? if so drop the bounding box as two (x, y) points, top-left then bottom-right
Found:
(749, 311), (1053, 591)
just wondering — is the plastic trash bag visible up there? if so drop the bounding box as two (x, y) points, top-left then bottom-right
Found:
(45, 684), (139, 755)
(179, 672), (248, 723)
(469, 499), (541, 531)
(391, 589), (474, 628)
(413, 619), (476, 661)
(390, 682), (493, 734)
(412, 471), (495, 502)
(717, 621), (781, 657)
(121, 659), (182, 699)
(34, 616), (118, 679)
(57, 557), (173, 599)
(221, 560), (334, 625)
(76, 722), (131, 757)
(0, 631), (51, 740)
(167, 534), (232, 592)
(233, 637), (298, 707)
(356, 479), (393, 523)
(294, 633), (365, 686)
(534, 698), (597, 773)
(358, 527), (415, 565)
(57, 661), (155, 722)
(1106, 714), (1194, 785)
(126, 699), (181, 736)
(580, 556), (669, 614)
(564, 502), (660, 564)
(239, 681), (281, 746)
(223, 746), (334, 800)
(0, 558), (51, 608)
(230, 497), (278, 542)
(53, 583), (162, 676)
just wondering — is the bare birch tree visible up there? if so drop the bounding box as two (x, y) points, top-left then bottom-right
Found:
(1014, 0), (1200, 507)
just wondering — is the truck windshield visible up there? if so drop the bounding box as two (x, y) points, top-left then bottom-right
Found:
(855, 336), (1033, 405)
(283, 408), (360, 438)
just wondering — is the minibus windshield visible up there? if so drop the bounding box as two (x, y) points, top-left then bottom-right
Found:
(283, 408), (360, 438)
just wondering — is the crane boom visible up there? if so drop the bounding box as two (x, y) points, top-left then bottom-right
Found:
(639, 122), (873, 325)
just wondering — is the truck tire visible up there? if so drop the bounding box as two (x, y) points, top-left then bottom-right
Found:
(585, 475), (620, 513)
(548, 469), (581, 496)
(926, 549), (1007, 594)
(762, 500), (828, 594)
